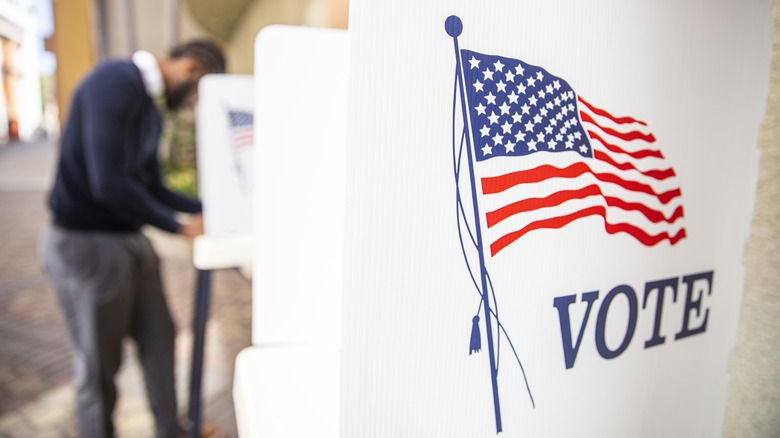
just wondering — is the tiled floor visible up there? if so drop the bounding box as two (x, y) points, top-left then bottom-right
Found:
(0, 140), (252, 437)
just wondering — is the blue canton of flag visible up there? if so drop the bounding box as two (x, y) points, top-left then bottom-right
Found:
(462, 50), (591, 161)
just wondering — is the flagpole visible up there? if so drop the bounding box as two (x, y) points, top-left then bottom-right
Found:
(446, 15), (503, 434)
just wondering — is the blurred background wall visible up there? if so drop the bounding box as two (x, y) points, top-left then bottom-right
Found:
(41, 0), (348, 125)
(0, 0), (45, 142)
(27, 0), (349, 195)
(0, 0), (350, 145)
(723, 4), (780, 437)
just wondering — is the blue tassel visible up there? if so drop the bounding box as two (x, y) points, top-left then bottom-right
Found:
(469, 315), (481, 355)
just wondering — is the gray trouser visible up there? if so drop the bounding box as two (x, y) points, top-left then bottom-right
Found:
(41, 226), (184, 438)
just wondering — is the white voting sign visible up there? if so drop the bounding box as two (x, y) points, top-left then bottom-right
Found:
(196, 74), (254, 239)
(342, 1), (772, 437)
(234, 26), (347, 438)
(251, 26), (347, 347)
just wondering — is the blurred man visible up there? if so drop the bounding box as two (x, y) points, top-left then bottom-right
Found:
(41, 40), (225, 438)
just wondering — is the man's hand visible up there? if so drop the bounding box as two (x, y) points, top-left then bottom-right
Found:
(179, 213), (204, 238)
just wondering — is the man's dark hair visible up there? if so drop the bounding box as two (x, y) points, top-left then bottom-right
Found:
(169, 40), (226, 75)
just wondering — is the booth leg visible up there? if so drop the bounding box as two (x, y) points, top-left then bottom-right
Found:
(188, 269), (212, 438)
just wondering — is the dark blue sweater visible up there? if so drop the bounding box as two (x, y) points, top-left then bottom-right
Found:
(49, 60), (201, 233)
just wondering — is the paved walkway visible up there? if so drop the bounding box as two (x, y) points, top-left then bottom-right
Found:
(0, 140), (252, 437)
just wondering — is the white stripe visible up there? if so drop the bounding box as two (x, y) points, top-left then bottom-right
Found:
(579, 104), (653, 138)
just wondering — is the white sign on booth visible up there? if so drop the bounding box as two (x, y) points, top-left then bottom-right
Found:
(196, 74), (255, 238)
(342, 1), (772, 437)
(233, 26), (348, 438)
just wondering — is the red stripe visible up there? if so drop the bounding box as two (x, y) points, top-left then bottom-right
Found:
(577, 96), (648, 126)
(604, 197), (684, 224)
(234, 137), (253, 148)
(482, 164), (584, 194)
(485, 184), (685, 228)
(486, 185), (600, 227)
(588, 130), (663, 159)
(597, 172), (681, 204)
(594, 150), (675, 180)
(580, 112), (656, 143)
(489, 205), (687, 256)
(481, 162), (682, 205)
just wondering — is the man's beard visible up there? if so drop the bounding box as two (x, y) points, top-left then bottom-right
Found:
(165, 81), (197, 110)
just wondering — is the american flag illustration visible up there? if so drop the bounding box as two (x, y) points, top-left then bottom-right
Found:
(461, 49), (687, 256)
(227, 109), (254, 194)
(228, 110), (254, 150)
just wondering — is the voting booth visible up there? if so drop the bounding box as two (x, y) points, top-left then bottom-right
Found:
(233, 25), (347, 437)
(195, 74), (255, 269)
(229, 1), (774, 437)
(190, 74), (255, 435)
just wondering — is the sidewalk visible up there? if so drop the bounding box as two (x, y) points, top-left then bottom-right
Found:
(0, 140), (251, 437)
